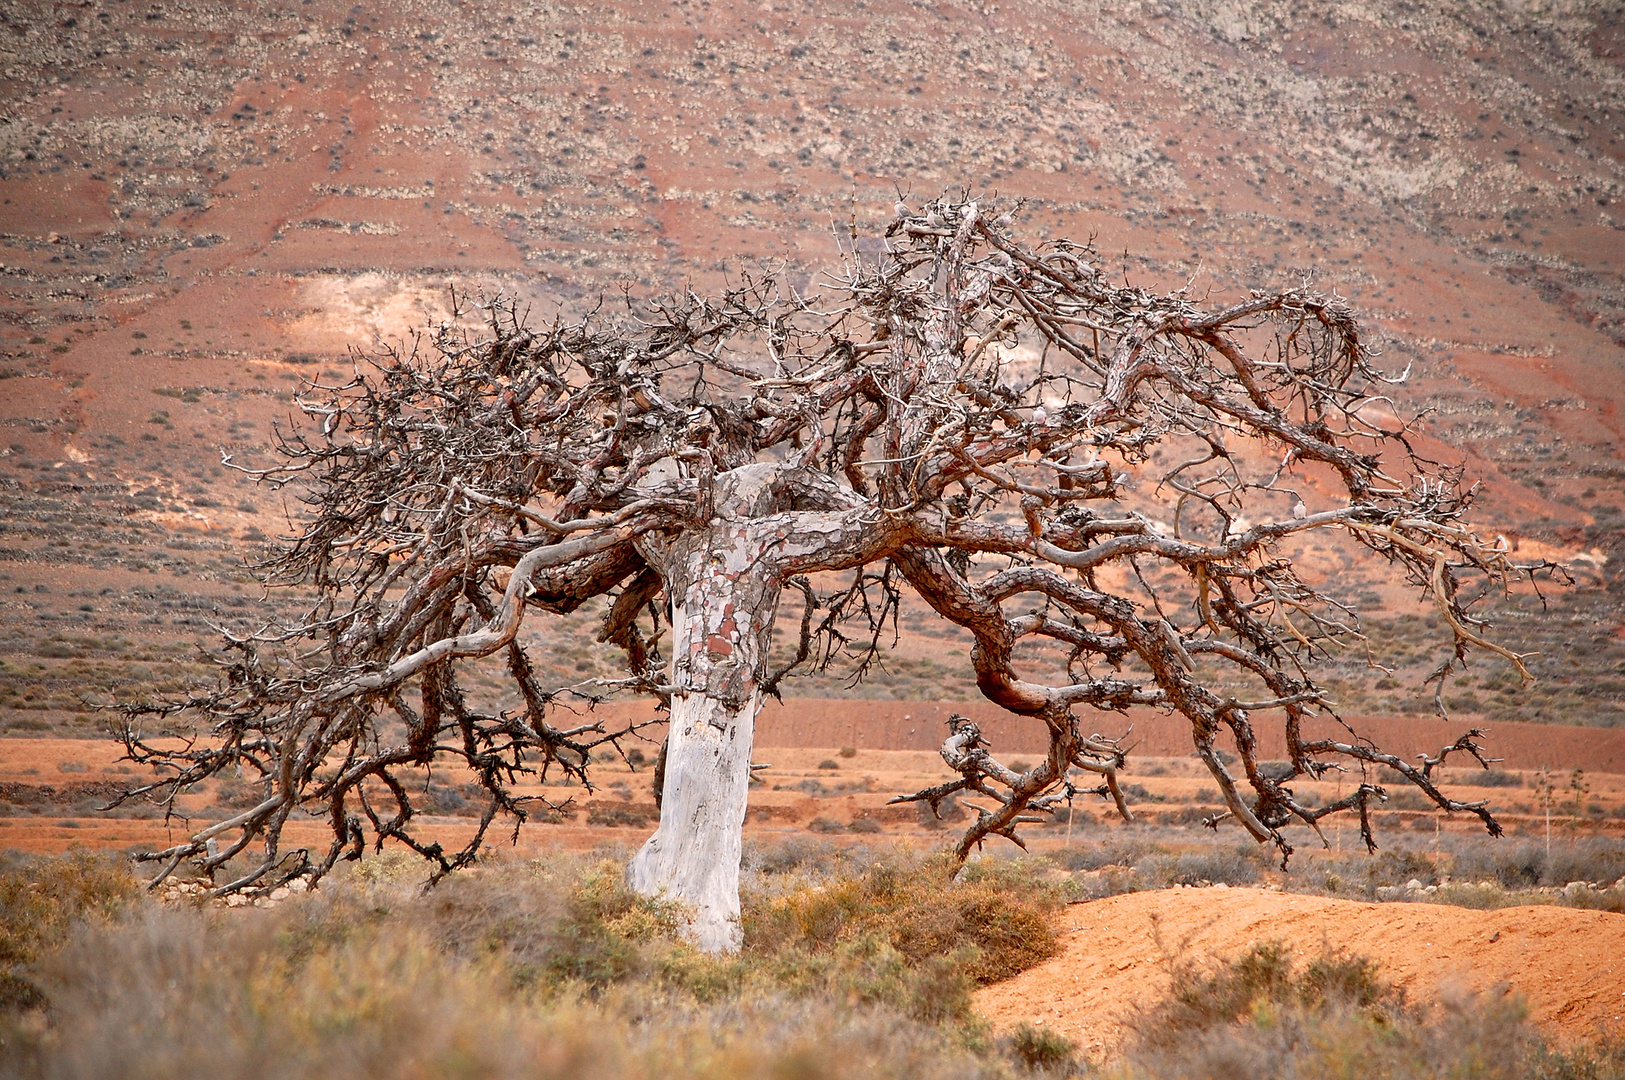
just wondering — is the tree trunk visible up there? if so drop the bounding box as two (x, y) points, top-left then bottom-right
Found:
(626, 683), (760, 952)
(627, 517), (781, 952)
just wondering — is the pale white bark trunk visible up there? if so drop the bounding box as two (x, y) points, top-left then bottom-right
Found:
(628, 485), (782, 951)
(626, 687), (758, 952)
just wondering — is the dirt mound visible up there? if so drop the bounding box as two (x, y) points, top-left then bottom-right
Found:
(975, 888), (1625, 1055)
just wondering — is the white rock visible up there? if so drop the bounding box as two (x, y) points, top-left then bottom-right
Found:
(270, 887), (291, 902)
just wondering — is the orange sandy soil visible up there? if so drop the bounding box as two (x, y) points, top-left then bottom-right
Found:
(976, 888), (1625, 1054)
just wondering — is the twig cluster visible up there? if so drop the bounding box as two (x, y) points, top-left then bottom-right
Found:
(115, 195), (1558, 892)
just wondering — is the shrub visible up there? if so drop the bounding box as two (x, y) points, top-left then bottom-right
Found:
(746, 854), (1063, 986)
(0, 851), (137, 969)
(0, 851), (137, 1030)
(1137, 847), (1266, 888)
(1122, 940), (1573, 1080)
(1006, 1022), (1076, 1073)
(587, 803), (659, 828)
(1448, 837), (1625, 890)
(1471, 769), (1524, 788)
(741, 837), (844, 876)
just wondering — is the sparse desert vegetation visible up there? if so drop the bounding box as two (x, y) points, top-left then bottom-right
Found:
(2, 0), (1624, 1067)
(1, 0), (1624, 735)
(3, 845), (1624, 1078)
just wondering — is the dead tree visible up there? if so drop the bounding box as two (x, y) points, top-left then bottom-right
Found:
(114, 195), (1551, 952)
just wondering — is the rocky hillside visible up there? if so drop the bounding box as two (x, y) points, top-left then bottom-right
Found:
(1, 0), (1621, 731)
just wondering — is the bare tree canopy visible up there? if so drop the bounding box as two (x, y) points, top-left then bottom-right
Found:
(115, 195), (1552, 951)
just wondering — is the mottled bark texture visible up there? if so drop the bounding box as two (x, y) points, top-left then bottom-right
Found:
(116, 196), (1557, 951)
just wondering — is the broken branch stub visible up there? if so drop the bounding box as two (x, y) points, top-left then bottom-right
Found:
(114, 194), (1554, 948)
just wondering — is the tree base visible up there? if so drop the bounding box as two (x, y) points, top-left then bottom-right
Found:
(626, 690), (757, 953)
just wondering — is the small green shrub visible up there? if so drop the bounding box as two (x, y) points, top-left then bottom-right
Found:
(1117, 938), (1596, 1080)
(1139, 941), (1389, 1046)
(1007, 1022), (1077, 1073)
(0, 851), (138, 1027)
(746, 854), (1062, 986)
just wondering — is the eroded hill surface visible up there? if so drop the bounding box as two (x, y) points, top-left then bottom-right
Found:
(1, 0), (1622, 731)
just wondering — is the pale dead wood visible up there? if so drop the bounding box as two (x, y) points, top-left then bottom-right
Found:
(113, 196), (1557, 913)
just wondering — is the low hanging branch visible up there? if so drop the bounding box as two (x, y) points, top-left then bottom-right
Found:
(113, 194), (1559, 928)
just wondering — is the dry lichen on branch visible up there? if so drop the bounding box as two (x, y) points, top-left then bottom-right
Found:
(113, 194), (1560, 897)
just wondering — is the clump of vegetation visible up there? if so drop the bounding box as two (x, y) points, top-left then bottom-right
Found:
(1136, 941), (1388, 1046)
(0, 850), (137, 1012)
(1117, 942), (1625, 1080)
(745, 852), (1063, 986)
(1006, 1021), (1078, 1074)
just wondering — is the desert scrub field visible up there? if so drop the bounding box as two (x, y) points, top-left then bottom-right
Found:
(0, 844), (1070, 1079)
(3, 844), (1625, 1079)
(1056, 831), (1625, 912)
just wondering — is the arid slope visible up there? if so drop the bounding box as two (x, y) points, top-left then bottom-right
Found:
(0, 0), (1622, 732)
